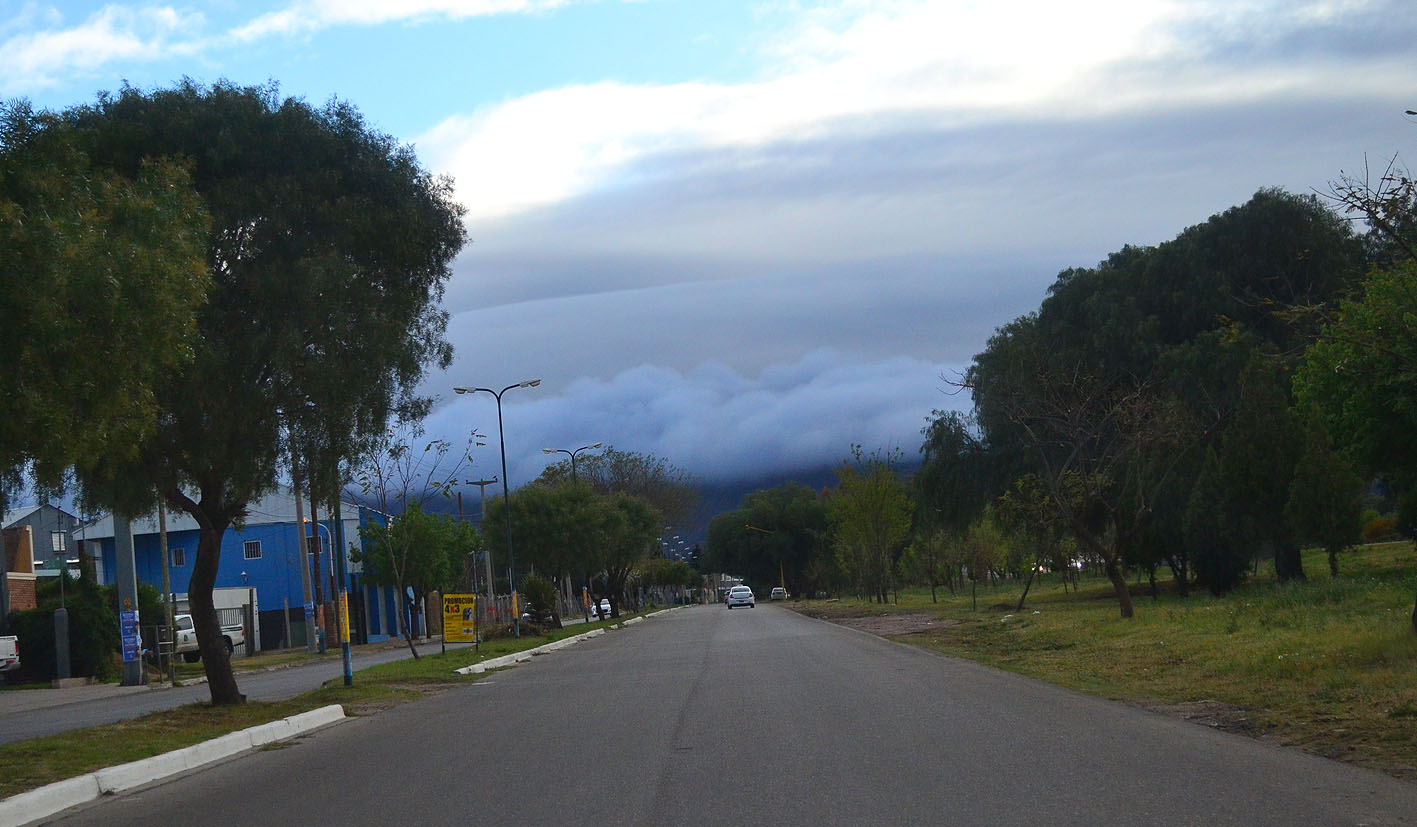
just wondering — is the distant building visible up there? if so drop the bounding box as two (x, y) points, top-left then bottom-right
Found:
(3, 504), (81, 569)
(79, 486), (408, 648)
(3, 504), (83, 616)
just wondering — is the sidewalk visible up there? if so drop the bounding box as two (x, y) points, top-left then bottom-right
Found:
(0, 637), (437, 718)
(0, 682), (156, 716)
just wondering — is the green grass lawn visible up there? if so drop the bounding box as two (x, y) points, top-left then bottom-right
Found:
(0, 611), (639, 799)
(797, 542), (1417, 779)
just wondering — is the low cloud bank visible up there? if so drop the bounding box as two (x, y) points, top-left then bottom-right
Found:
(421, 349), (966, 488)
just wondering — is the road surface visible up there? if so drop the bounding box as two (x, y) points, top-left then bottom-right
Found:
(49, 604), (1417, 825)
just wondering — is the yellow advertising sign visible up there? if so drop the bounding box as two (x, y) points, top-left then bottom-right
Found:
(442, 593), (478, 643)
(339, 593), (350, 643)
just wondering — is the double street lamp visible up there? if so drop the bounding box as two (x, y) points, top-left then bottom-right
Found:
(454, 379), (541, 637)
(542, 442), (602, 481)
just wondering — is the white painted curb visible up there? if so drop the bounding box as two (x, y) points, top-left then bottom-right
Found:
(0, 704), (346, 827)
(453, 612), (665, 677)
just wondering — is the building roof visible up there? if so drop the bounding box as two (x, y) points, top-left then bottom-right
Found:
(3, 503), (76, 528)
(78, 485), (366, 540)
(2, 505), (42, 527)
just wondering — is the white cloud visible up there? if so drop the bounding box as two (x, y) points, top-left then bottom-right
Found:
(0, 4), (205, 93)
(416, 0), (1410, 222)
(421, 349), (964, 486)
(229, 0), (570, 41)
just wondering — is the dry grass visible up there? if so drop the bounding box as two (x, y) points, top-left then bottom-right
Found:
(799, 542), (1417, 780)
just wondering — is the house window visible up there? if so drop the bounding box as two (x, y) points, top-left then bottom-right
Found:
(243, 540), (262, 560)
(51, 531), (68, 553)
(171, 547), (186, 567)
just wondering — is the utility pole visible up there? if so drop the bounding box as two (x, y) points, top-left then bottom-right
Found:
(158, 500), (175, 685)
(466, 478), (498, 625)
(291, 467), (316, 654)
(332, 492), (353, 687)
(114, 514), (143, 686)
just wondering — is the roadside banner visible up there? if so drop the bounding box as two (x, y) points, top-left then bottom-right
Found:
(443, 593), (478, 642)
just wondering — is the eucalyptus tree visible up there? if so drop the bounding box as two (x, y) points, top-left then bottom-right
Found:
(66, 81), (465, 704)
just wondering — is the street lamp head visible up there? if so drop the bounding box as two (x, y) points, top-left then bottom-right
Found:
(520, 378), (542, 388)
(589, 442), (603, 449)
(542, 448), (557, 454)
(453, 387), (471, 394)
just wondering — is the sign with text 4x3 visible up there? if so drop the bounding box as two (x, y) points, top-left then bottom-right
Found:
(442, 594), (478, 643)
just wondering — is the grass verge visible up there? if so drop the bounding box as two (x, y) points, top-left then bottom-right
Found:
(795, 542), (1417, 780)
(0, 612), (640, 799)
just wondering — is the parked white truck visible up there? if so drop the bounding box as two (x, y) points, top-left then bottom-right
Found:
(0, 635), (19, 676)
(171, 614), (246, 662)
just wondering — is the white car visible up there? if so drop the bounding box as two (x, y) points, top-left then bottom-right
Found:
(590, 598), (612, 618)
(726, 586), (755, 609)
(770, 587), (787, 601)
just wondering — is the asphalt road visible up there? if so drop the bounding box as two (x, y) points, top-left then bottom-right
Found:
(0, 640), (466, 745)
(48, 605), (1417, 826)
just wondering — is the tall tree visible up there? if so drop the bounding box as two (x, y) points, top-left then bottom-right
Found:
(599, 494), (663, 614)
(1285, 417), (1363, 578)
(827, 446), (913, 603)
(1215, 355), (1305, 581)
(1295, 259), (1417, 630)
(355, 502), (477, 642)
(0, 101), (208, 510)
(1185, 448), (1247, 595)
(67, 81), (466, 703)
(550, 448), (698, 528)
(705, 482), (828, 597)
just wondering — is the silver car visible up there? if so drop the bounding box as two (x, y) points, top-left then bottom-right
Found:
(726, 585), (755, 609)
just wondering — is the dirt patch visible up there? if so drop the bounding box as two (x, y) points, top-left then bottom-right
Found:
(800, 610), (958, 637)
(1136, 699), (1280, 739)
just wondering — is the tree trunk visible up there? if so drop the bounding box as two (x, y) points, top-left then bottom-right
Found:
(394, 585), (419, 659)
(1328, 548), (1339, 578)
(1274, 543), (1306, 582)
(189, 516), (244, 704)
(1016, 561), (1040, 611)
(1104, 557), (1134, 619)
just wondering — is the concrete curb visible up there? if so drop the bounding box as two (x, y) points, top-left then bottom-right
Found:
(452, 608), (683, 676)
(0, 704), (346, 827)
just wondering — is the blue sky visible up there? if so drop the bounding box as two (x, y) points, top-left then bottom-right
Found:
(6, 0), (1417, 492)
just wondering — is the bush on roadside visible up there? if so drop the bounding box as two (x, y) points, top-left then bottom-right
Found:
(520, 574), (561, 628)
(1362, 515), (1398, 544)
(6, 573), (120, 681)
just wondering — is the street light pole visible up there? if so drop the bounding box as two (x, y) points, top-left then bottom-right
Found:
(542, 442), (602, 482)
(454, 379), (540, 637)
(543, 442), (602, 617)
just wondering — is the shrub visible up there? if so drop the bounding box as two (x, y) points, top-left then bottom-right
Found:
(1362, 516), (1398, 544)
(520, 574), (560, 627)
(7, 574), (120, 681)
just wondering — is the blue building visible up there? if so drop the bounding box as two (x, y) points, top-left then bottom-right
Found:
(80, 486), (410, 648)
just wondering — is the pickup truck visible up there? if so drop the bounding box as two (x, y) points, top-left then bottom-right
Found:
(0, 635), (19, 676)
(172, 614), (246, 662)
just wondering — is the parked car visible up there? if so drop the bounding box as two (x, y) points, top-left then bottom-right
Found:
(172, 613), (246, 662)
(770, 587), (787, 601)
(726, 585), (755, 609)
(590, 598), (612, 618)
